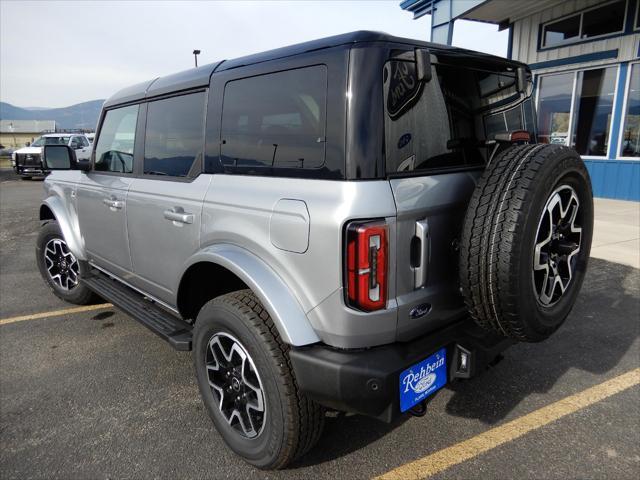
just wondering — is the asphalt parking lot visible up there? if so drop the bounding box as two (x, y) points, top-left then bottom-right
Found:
(1, 168), (639, 479)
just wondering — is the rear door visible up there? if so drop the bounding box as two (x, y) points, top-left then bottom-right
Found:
(383, 54), (532, 341)
(125, 91), (209, 305)
(77, 104), (140, 278)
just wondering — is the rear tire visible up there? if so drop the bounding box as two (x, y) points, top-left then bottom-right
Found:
(459, 144), (593, 342)
(193, 290), (325, 469)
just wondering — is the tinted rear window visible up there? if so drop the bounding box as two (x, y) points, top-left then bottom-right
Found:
(220, 65), (327, 171)
(383, 59), (533, 174)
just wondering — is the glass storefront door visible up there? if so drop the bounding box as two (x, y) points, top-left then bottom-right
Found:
(536, 66), (618, 157)
(620, 63), (640, 158)
(537, 73), (574, 146)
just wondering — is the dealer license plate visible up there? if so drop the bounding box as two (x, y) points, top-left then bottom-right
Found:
(399, 347), (447, 412)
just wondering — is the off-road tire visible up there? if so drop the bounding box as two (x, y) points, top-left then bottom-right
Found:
(460, 144), (593, 342)
(36, 220), (96, 305)
(193, 290), (325, 469)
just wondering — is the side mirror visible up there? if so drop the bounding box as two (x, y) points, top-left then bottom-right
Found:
(25, 142), (31, 147)
(43, 145), (77, 170)
(415, 48), (432, 83)
(77, 159), (92, 172)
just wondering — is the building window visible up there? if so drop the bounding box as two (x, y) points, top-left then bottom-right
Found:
(543, 16), (580, 47)
(573, 67), (617, 156)
(620, 63), (640, 157)
(541, 0), (627, 48)
(537, 66), (618, 157)
(537, 73), (574, 145)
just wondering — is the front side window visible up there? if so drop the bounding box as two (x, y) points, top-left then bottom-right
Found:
(620, 63), (640, 157)
(31, 136), (71, 146)
(94, 104), (139, 173)
(144, 92), (205, 177)
(221, 65), (327, 171)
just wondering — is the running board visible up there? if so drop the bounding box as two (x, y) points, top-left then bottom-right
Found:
(82, 271), (192, 351)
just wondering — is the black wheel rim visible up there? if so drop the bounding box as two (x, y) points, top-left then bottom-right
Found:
(205, 332), (266, 439)
(44, 238), (79, 291)
(533, 185), (582, 307)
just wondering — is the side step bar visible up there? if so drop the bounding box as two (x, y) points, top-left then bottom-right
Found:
(82, 271), (193, 351)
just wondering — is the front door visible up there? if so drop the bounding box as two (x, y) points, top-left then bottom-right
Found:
(77, 104), (140, 278)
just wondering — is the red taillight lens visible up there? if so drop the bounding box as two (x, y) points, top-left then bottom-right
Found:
(345, 221), (388, 311)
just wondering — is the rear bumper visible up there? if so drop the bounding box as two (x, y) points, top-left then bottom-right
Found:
(289, 319), (514, 423)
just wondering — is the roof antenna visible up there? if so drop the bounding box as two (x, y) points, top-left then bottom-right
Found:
(193, 49), (201, 68)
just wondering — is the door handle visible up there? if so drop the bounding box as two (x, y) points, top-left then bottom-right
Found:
(163, 207), (194, 225)
(413, 219), (429, 289)
(102, 197), (124, 210)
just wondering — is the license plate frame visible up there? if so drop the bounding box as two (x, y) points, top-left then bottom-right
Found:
(399, 347), (447, 412)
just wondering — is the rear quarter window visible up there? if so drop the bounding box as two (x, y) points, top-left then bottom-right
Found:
(220, 65), (327, 172)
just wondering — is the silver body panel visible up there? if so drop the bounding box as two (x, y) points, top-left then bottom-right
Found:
(126, 175), (212, 302)
(42, 168), (476, 348)
(390, 171), (481, 341)
(76, 173), (134, 279)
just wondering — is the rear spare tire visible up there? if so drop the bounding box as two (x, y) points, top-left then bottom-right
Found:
(460, 144), (593, 342)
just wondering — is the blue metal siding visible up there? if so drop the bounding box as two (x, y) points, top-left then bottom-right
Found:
(584, 160), (640, 200)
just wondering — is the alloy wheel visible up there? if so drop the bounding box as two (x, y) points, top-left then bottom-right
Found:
(206, 332), (266, 439)
(533, 185), (582, 306)
(44, 238), (79, 291)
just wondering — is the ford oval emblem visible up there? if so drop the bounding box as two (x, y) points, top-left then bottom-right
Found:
(397, 133), (412, 149)
(413, 373), (437, 393)
(410, 303), (431, 319)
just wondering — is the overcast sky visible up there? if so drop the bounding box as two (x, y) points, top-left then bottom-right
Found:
(0, 0), (507, 108)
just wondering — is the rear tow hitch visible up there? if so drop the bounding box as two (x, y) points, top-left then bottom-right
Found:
(409, 400), (428, 417)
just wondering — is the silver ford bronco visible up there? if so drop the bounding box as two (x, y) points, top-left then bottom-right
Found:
(36, 32), (593, 469)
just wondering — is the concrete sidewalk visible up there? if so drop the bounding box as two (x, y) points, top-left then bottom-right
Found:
(592, 198), (639, 269)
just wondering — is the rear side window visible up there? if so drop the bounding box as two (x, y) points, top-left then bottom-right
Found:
(383, 59), (531, 174)
(94, 104), (139, 173)
(144, 92), (205, 177)
(220, 66), (327, 171)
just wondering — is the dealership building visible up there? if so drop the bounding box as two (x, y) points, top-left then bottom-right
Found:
(400, 0), (640, 200)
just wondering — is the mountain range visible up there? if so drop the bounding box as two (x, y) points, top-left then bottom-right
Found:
(0, 100), (105, 130)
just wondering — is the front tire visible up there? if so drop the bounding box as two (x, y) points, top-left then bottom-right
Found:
(36, 221), (96, 305)
(193, 290), (325, 469)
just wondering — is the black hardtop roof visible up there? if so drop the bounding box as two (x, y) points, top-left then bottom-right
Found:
(103, 30), (525, 108)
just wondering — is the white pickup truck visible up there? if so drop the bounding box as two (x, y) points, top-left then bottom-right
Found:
(12, 133), (92, 178)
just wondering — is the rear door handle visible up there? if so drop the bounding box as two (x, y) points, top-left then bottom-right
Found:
(163, 207), (194, 225)
(102, 197), (124, 210)
(413, 219), (429, 289)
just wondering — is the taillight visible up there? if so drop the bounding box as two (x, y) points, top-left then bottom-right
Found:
(345, 220), (388, 311)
